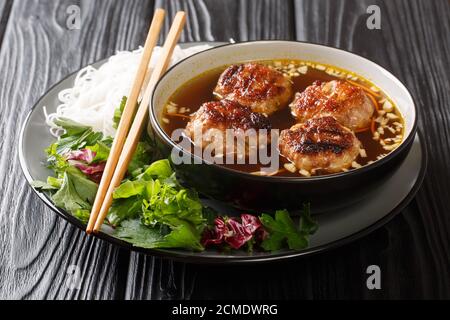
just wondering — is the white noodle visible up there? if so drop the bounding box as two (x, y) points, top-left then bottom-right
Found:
(45, 45), (212, 138)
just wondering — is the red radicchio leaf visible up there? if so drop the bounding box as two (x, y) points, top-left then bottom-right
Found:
(225, 218), (254, 249)
(66, 149), (96, 163)
(241, 214), (262, 234)
(202, 214), (267, 250)
(73, 162), (106, 183)
(201, 217), (228, 247)
(66, 149), (105, 183)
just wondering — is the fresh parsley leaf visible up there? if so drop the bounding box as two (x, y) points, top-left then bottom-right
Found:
(260, 209), (314, 251)
(45, 143), (69, 173)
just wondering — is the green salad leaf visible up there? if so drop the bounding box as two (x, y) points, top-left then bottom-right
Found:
(31, 177), (61, 190)
(108, 196), (143, 226)
(53, 118), (91, 136)
(158, 220), (204, 251)
(87, 141), (110, 162)
(113, 96), (127, 129)
(140, 158), (173, 180)
(53, 118), (103, 155)
(65, 167), (98, 204)
(299, 203), (319, 235)
(112, 159), (205, 251)
(74, 209), (91, 224)
(128, 141), (152, 175)
(141, 188), (204, 227)
(113, 180), (148, 199)
(52, 172), (92, 213)
(34, 101), (319, 253)
(115, 219), (165, 248)
(116, 219), (203, 251)
(260, 205), (318, 251)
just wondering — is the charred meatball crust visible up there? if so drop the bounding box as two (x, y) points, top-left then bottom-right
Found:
(279, 116), (362, 173)
(290, 80), (375, 130)
(214, 63), (293, 115)
(186, 100), (271, 156)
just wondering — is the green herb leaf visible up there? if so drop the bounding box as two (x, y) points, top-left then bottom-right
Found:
(113, 180), (148, 199)
(115, 219), (165, 248)
(141, 186), (204, 228)
(47, 176), (63, 189)
(87, 141), (110, 162)
(141, 159), (173, 180)
(48, 118), (104, 157)
(65, 167), (98, 204)
(128, 141), (152, 175)
(113, 96), (127, 129)
(108, 196), (143, 226)
(74, 209), (91, 224)
(53, 118), (90, 136)
(260, 209), (309, 251)
(32, 178), (60, 190)
(299, 203), (318, 235)
(52, 172), (91, 213)
(156, 220), (204, 251)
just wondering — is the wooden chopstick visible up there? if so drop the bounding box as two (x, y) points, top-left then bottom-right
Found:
(86, 9), (166, 233)
(93, 12), (187, 233)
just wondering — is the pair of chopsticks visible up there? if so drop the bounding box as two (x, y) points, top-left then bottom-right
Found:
(86, 9), (187, 234)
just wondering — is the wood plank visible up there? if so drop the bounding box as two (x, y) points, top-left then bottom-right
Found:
(1, 0), (449, 300)
(124, 0), (298, 300)
(293, 0), (450, 298)
(152, 0), (296, 42)
(0, 0), (157, 299)
(125, 0), (450, 300)
(0, 0), (13, 49)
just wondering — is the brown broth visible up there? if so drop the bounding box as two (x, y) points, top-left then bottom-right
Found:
(162, 60), (404, 177)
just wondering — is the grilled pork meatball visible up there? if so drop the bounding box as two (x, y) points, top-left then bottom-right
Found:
(214, 63), (293, 116)
(186, 100), (271, 157)
(290, 80), (375, 130)
(279, 116), (362, 173)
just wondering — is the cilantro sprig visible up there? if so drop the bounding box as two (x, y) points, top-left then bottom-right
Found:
(260, 204), (318, 251)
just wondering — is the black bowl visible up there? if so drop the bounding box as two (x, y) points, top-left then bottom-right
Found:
(149, 41), (417, 211)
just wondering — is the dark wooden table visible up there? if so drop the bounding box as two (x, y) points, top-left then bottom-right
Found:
(0, 0), (449, 300)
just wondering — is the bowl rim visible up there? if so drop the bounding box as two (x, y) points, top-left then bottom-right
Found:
(150, 40), (418, 182)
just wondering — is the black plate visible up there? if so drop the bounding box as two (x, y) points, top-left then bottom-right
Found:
(18, 42), (427, 264)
